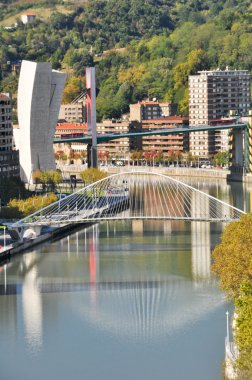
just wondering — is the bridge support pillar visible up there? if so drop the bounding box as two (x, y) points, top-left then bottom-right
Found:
(87, 144), (97, 169)
(8, 226), (43, 242)
(229, 128), (245, 173)
(86, 67), (98, 169)
(234, 129), (243, 166)
(245, 124), (252, 173)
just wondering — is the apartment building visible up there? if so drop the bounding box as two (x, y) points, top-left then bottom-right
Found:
(0, 93), (19, 179)
(54, 123), (87, 158)
(189, 69), (251, 157)
(54, 120), (141, 161)
(97, 120), (141, 159)
(59, 102), (85, 123)
(130, 101), (177, 122)
(141, 116), (189, 157)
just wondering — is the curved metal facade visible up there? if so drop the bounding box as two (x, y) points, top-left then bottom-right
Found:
(17, 60), (66, 183)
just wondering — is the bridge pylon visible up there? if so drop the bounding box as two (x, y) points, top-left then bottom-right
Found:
(86, 67), (98, 168)
(229, 123), (252, 174)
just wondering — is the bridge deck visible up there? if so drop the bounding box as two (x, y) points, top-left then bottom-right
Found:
(53, 123), (247, 144)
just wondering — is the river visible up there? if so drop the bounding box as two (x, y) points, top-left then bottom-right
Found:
(0, 178), (251, 380)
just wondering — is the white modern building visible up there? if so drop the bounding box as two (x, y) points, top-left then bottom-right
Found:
(16, 60), (66, 183)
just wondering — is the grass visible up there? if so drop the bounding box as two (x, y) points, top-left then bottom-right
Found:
(0, 4), (74, 26)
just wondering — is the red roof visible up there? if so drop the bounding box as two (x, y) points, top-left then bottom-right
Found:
(142, 116), (189, 124)
(209, 117), (236, 122)
(140, 101), (159, 105)
(0, 93), (10, 100)
(56, 123), (87, 131)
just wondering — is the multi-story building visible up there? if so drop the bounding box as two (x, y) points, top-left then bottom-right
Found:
(54, 120), (142, 162)
(0, 93), (19, 179)
(54, 123), (88, 159)
(59, 102), (85, 123)
(130, 101), (178, 122)
(141, 116), (189, 157)
(97, 120), (141, 160)
(189, 69), (251, 157)
(54, 116), (188, 164)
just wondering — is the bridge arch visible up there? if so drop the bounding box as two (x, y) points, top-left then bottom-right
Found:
(13, 170), (245, 226)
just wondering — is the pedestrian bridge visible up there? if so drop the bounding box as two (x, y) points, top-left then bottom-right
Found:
(13, 171), (245, 227)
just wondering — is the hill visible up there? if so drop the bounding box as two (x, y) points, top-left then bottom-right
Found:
(0, 0), (251, 119)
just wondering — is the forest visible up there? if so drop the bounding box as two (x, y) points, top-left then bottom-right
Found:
(0, 0), (251, 119)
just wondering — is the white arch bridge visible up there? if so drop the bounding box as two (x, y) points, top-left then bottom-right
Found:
(13, 171), (245, 228)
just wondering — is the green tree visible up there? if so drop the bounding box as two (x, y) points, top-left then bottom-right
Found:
(234, 282), (252, 380)
(212, 214), (252, 377)
(8, 194), (57, 217)
(79, 168), (108, 185)
(211, 213), (252, 298)
(39, 170), (62, 193)
(213, 151), (229, 167)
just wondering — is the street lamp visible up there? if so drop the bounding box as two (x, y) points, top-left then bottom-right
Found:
(0, 225), (6, 251)
(226, 311), (230, 343)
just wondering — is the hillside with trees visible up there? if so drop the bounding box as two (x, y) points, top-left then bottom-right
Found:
(0, 0), (251, 119)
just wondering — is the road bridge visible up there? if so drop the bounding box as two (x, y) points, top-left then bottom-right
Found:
(53, 122), (247, 144)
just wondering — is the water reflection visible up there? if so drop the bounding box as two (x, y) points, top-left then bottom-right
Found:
(1, 177), (251, 380)
(0, 219), (226, 346)
(22, 254), (43, 352)
(76, 277), (224, 343)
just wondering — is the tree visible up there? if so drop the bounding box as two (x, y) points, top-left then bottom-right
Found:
(32, 169), (42, 190)
(211, 213), (252, 299)
(62, 76), (84, 104)
(234, 282), (252, 380)
(213, 151), (229, 167)
(130, 150), (143, 165)
(8, 194), (58, 217)
(79, 168), (108, 185)
(39, 170), (62, 193)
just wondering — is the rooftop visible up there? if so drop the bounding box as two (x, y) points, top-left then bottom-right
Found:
(22, 13), (36, 16)
(197, 68), (249, 76)
(56, 123), (87, 130)
(0, 93), (10, 100)
(142, 116), (189, 123)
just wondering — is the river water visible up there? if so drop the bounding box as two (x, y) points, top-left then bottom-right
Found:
(0, 178), (251, 380)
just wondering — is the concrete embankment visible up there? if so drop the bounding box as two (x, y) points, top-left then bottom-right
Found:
(110, 166), (229, 179)
(0, 222), (94, 265)
(62, 165), (230, 180)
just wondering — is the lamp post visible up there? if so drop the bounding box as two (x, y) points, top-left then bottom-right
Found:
(3, 226), (6, 250)
(226, 311), (230, 343)
(0, 226), (6, 251)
